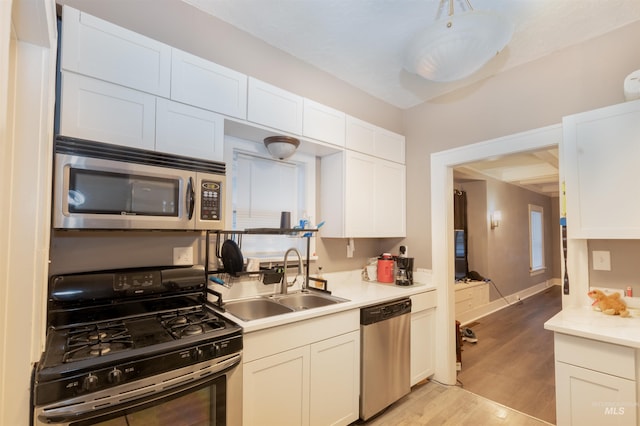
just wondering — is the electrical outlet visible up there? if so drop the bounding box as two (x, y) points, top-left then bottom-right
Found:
(173, 246), (193, 265)
(592, 250), (611, 271)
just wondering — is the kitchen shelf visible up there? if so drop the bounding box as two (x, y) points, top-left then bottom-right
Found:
(204, 228), (318, 281)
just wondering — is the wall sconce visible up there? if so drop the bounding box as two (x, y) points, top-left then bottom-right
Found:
(491, 210), (502, 229)
(264, 136), (300, 160)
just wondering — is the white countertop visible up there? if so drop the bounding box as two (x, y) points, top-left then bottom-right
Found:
(213, 269), (436, 333)
(544, 306), (640, 348)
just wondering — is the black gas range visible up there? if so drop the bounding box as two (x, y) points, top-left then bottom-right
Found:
(32, 266), (242, 426)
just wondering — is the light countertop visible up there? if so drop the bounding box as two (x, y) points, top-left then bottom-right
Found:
(212, 269), (436, 333)
(544, 306), (640, 348)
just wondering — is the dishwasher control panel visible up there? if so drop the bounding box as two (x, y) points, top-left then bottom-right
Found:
(360, 298), (411, 325)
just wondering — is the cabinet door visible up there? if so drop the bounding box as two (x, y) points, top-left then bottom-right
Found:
(346, 115), (376, 154)
(171, 48), (247, 119)
(374, 159), (406, 237)
(61, 6), (170, 97)
(243, 346), (310, 426)
(59, 72), (156, 150)
(345, 151), (376, 237)
(156, 98), (224, 161)
(375, 128), (405, 164)
(563, 100), (640, 238)
(309, 332), (360, 426)
(555, 361), (637, 426)
(411, 308), (435, 386)
(303, 99), (346, 147)
(247, 78), (303, 134)
(321, 151), (406, 238)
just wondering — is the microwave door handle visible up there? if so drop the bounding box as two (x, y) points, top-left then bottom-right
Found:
(186, 177), (195, 220)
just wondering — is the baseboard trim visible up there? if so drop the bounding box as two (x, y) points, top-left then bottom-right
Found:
(458, 279), (560, 326)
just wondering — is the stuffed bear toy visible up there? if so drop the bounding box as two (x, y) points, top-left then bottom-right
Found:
(587, 289), (630, 317)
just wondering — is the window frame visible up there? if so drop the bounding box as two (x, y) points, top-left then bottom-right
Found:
(528, 204), (546, 275)
(223, 135), (317, 262)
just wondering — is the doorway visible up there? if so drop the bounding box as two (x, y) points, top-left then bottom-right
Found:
(429, 123), (562, 387)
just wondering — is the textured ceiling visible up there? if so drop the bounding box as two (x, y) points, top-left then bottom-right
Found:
(182, 0), (640, 109)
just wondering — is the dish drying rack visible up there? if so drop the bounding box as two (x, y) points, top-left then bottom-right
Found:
(204, 227), (321, 285)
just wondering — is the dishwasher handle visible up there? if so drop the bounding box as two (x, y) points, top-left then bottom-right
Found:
(360, 298), (411, 325)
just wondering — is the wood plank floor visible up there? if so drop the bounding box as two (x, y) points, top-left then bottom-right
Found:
(456, 285), (562, 424)
(357, 285), (561, 426)
(360, 381), (551, 425)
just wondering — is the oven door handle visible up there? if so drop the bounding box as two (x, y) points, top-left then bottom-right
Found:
(37, 353), (240, 424)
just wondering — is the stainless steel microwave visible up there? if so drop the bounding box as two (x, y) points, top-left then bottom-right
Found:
(53, 136), (225, 231)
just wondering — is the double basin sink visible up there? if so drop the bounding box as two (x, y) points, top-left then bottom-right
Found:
(223, 291), (349, 321)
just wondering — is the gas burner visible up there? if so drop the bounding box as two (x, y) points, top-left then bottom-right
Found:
(63, 322), (133, 363)
(160, 309), (226, 339)
(90, 343), (111, 356)
(182, 324), (203, 336)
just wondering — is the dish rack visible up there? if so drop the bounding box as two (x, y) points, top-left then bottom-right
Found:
(204, 227), (319, 284)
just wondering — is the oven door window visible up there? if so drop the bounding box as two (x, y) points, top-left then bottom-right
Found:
(68, 168), (180, 217)
(71, 377), (226, 426)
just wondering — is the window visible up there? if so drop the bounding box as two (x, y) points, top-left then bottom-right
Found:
(529, 204), (545, 274)
(223, 136), (316, 260)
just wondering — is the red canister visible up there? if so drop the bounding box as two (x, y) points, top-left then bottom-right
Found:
(377, 254), (395, 283)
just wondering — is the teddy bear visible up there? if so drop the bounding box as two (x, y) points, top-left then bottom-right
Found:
(587, 289), (630, 317)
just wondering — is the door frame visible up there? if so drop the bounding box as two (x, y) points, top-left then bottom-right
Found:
(430, 123), (562, 384)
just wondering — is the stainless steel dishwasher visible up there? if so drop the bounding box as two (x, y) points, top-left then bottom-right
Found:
(360, 297), (412, 421)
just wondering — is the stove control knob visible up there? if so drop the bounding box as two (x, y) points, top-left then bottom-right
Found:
(108, 368), (123, 385)
(192, 347), (204, 361)
(83, 374), (99, 391)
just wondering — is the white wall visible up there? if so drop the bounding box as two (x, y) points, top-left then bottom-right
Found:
(0, 1), (57, 424)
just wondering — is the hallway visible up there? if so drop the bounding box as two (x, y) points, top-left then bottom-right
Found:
(456, 285), (562, 424)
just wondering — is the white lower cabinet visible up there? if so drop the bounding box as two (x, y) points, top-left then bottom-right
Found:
(309, 332), (360, 426)
(554, 333), (638, 426)
(242, 310), (360, 426)
(243, 346), (310, 426)
(410, 291), (436, 386)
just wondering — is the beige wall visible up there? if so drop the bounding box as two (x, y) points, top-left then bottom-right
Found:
(457, 177), (559, 301)
(403, 21), (640, 270)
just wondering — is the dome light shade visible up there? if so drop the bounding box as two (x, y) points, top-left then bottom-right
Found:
(264, 136), (300, 160)
(404, 3), (513, 82)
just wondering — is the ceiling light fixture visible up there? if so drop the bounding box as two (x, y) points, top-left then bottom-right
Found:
(264, 136), (300, 160)
(404, 0), (513, 82)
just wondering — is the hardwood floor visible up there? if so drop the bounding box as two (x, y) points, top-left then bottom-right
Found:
(357, 285), (561, 425)
(361, 381), (550, 425)
(456, 284), (562, 424)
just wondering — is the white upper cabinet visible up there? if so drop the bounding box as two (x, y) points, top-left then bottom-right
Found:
(563, 100), (640, 238)
(321, 150), (406, 238)
(346, 115), (405, 163)
(302, 99), (346, 147)
(345, 116), (376, 154)
(171, 49), (247, 119)
(61, 6), (171, 97)
(376, 127), (406, 164)
(59, 72), (156, 150)
(247, 78), (303, 135)
(156, 98), (224, 162)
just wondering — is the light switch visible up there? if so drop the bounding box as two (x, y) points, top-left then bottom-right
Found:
(592, 250), (611, 271)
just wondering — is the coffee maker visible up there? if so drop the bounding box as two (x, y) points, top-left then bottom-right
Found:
(395, 246), (414, 286)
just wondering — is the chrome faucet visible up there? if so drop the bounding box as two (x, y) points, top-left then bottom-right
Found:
(281, 248), (305, 295)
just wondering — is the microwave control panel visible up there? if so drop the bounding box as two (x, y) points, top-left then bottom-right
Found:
(200, 180), (222, 221)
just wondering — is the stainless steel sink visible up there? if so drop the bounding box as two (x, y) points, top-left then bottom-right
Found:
(275, 292), (348, 310)
(223, 291), (349, 321)
(224, 298), (295, 321)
